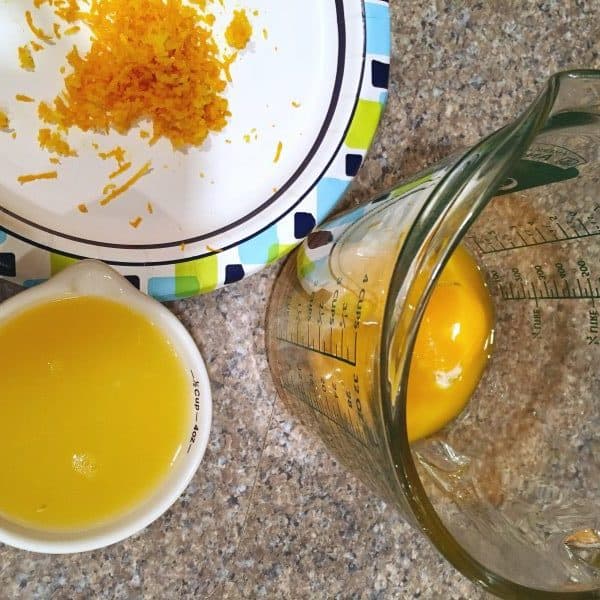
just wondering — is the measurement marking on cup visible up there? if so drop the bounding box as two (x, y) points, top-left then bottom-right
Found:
(530, 282), (539, 307)
(588, 279), (596, 307)
(305, 399), (371, 449)
(578, 219), (591, 235)
(470, 216), (600, 255)
(499, 278), (600, 301)
(277, 314), (359, 366)
(556, 222), (570, 238)
(472, 238), (486, 253)
(276, 335), (357, 366)
(516, 230), (529, 246)
(281, 369), (376, 449)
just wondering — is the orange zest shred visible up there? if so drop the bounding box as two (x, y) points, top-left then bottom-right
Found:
(53, 23), (62, 39)
(99, 162), (151, 206)
(102, 183), (117, 195)
(31, 41), (45, 52)
(146, 202), (154, 214)
(63, 25), (80, 35)
(18, 171), (58, 185)
(16, 94), (35, 103)
(39, 0), (247, 149)
(109, 161), (132, 179)
(225, 9), (252, 50)
(221, 52), (237, 83)
(38, 101), (64, 125)
(54, 0), (83, 24)
(203, 13), (215, 26)
(98, 146), (126, 166)
(273, 140), (283, 163)
(38, 128), (78, 157)
(25, 11), (53, 43)
(0, 111), (9, 130)
(49, 157), (61, 165)
(129, 216), (143, 228)
(77, 203), (88, 213)
(18, 46), (36, 71)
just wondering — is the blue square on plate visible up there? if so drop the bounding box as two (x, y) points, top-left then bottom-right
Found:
(225, 264), (245, 284)
(345, 154), (363, 177)
(0, 253), (16, 277)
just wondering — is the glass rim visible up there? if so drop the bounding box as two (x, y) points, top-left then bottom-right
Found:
(379, 69), (600, 598)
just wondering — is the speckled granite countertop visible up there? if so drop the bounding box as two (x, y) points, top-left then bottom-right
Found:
(1, 2), (599, 598)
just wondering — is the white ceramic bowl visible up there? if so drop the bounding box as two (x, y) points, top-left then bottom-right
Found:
(0, 260), (212, 553)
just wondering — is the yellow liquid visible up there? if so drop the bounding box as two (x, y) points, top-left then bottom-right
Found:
(407, 246), (494, 441)
(307, 245), (494, 444)
(0, 296), (190, 531)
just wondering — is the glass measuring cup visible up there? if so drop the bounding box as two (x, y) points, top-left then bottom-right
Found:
(265, 70), (600, 597)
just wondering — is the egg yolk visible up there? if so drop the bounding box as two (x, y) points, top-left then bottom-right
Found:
(406, 246), (494, 441)
(0, 296), (190, 531)
(307, 245), (494, 446)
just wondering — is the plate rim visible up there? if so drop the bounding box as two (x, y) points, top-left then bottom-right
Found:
(0, 0), (391, 298)
(1, 2), (349, 251)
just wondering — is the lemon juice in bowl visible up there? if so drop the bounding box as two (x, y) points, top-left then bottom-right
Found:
(0, 296), (189, 531)
(0, 261), (211, 553)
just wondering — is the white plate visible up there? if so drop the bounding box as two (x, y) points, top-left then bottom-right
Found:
(0, 0), (390, 298)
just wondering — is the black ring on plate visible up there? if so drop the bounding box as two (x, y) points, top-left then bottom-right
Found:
(1, 0), (366, 265)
